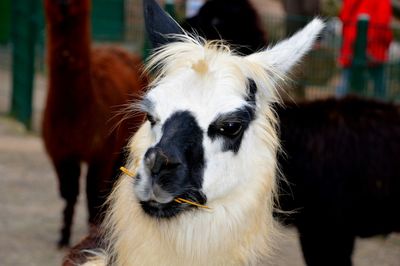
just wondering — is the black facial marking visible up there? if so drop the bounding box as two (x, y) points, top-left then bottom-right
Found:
(140, 111), (206, 218)
(158, 111), (205, 189)
(207, 79), (257, 153)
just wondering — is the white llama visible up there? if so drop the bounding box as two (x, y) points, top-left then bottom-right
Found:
(80, 0), (324, 265)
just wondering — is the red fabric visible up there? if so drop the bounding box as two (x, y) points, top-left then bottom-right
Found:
(339, 0), (392, 67)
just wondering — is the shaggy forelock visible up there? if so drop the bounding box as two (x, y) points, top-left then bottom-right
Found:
(142, 33), (283, 201)
(144, 34), (284, 104)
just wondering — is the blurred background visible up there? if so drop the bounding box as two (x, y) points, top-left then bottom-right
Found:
(0, 0), (399, 265)
(2, 0), (400, 130)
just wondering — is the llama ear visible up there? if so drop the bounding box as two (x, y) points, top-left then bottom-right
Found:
(143, 0), (185, 49)
(246, 18), (325, 74)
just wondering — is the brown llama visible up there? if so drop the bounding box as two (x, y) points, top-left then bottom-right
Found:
(43, 0), (146, 248)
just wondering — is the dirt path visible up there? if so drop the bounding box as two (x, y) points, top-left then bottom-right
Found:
(0, 117), (87, 266)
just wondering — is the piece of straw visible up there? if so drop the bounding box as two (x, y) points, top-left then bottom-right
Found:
(174, 198), (182, 203)
(120, 166), (135, 177)
(174, 197), (211, 209)
(120, 166), (211, 210)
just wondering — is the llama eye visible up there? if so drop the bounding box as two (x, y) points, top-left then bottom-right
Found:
(218, 122), (243, 137)
(146, 113), (157, 126)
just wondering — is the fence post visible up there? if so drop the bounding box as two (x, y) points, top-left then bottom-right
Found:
(92, 0), (125, 41)
(350, 14), (369, 94)
(10, 0), (39, 129)
(0, 0), (11, 44)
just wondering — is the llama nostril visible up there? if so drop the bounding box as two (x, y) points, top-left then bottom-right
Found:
(151, 153), (167, 174)
(145, 148), (170, 174)
(145, 147), (182, 175)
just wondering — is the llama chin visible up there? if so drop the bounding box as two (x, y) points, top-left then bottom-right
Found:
(69, 1), (324, 265)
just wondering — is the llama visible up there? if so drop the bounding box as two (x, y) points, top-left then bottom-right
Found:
(182, 0), (267, 55)
(275, 96), (400, 266)
(43, 0), (146, 247)
(65, 0), (324, 265)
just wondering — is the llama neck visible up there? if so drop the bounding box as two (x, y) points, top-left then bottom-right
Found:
(106, 174), (277, 266)
(45, 0), (92, 106)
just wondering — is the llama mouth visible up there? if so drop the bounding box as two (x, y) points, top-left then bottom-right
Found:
(140, 191), (207, 218)
(140, 199), (184, 218)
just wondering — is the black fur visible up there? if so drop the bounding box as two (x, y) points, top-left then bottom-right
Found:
(141, 111), (206, 218)
(275, 96), (400, 266)
(143, 0), (184, 48)
(207, 79), (257, 153)
(182, 0), (267, 55)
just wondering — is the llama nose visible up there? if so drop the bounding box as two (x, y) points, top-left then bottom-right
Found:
(144, 147), (181, 175)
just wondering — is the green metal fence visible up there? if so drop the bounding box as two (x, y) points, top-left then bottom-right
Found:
(0, 0), (12, 115)
(0, 0), (11, 44)
(10, 0), (40, 129)
(92, 0), (125, 41)
(4, 1), (400, 129)
(5, 0), (144, 129)
(0, 45), (12, 115)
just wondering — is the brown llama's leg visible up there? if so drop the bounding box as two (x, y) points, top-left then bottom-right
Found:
(86, 158), (118, 225)
(62, 225), (104, 266)
(54, 158), (81, 248)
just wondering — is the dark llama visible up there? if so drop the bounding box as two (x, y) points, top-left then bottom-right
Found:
(276, 96), (400, 266)
(182, 0), (267, 55)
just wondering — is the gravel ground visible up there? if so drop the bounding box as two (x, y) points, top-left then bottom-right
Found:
(0, 117), (87, 266)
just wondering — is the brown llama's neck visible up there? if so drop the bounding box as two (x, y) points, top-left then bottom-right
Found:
(45, 0), (93, 108)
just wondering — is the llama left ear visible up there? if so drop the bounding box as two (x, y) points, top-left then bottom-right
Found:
(143, 0), (185, 49)
(246, 18), (325, 74)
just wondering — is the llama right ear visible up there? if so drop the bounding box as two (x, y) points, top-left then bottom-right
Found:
(246, 18), (324, 75)
(143, 0), (185, 49)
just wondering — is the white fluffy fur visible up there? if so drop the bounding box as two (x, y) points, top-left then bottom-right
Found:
(247, 18), (325, 73)
(81, 18), (324, 266)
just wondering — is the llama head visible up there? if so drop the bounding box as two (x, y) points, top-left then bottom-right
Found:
(45, 0), (90, 22)
(131, 0), (324, 219)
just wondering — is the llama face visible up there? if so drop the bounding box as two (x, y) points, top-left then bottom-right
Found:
(133, 0), (324, 218)
(134, 67), (259, 218)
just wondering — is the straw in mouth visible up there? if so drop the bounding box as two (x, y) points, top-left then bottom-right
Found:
(119, 166), (211, 210)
